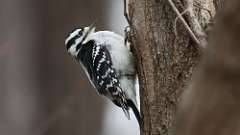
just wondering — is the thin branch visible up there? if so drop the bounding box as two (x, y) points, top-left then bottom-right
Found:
(167, 0), (206, 49)
(174, 7), (190, 38)
(124, 0), (131, 25)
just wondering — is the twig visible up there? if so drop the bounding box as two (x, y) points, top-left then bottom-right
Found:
(168, 0), (206, 49)
(174, 7), (190, 38)
(124, 0), (131, 25)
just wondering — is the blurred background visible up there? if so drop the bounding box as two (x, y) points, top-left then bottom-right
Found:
(0, 0), (139, 135)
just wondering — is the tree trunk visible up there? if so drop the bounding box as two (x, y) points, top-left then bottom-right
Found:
(176, 0), (240, 134)
(126, 0), (215, 134)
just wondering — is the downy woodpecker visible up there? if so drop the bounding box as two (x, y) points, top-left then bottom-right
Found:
(65, 23), (141, 125)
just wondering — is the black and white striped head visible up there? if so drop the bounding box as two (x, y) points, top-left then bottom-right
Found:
(65, 23), (96, 57)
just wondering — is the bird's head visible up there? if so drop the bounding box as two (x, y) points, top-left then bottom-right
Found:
(65, 22), (96, 57)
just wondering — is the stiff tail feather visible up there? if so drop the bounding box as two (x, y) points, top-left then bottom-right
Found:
(119, 100), (130, 120)
(127, 99), (142, 128)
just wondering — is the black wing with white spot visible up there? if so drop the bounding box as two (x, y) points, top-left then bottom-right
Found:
(91, 45), (118, 94)
(78, 40), (130, 119)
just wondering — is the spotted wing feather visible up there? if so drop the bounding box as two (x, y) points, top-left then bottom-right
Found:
(79, 40), (130, 118)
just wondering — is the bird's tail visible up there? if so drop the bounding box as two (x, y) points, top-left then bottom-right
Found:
(119, 99), (130, 120)
(127, 99), (142, 128)
(113, 92), (141, 127)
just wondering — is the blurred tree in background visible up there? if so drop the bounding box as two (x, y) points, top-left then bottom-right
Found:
(0, 0), (112, 135)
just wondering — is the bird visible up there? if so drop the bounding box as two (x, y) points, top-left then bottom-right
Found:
(65, 22), (141, 126)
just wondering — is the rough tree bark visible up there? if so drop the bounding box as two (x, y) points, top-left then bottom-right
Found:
(125, 0), (215, 134)
(176, 0), (240, 134)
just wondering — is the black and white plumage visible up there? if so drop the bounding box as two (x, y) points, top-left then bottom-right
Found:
(65, 23), (141, 125)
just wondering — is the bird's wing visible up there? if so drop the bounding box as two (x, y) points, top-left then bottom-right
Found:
(92, 44), (130, 118)
(80, 42), (130, 119)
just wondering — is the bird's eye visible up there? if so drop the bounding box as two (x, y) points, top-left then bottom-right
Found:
(78, 30), (83, 36)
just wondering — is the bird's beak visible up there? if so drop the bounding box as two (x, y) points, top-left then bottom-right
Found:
(86, 22), (96, 36)
(82, 22), (96, 43)
(89, 22), (96, 31)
